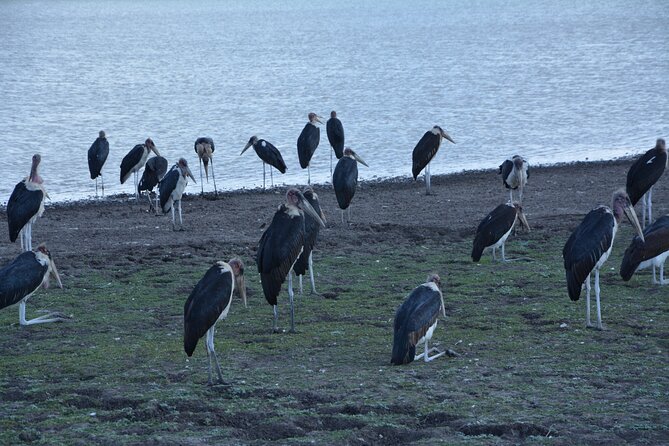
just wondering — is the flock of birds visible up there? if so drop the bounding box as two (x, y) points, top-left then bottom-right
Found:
(0, 111), (667, 383)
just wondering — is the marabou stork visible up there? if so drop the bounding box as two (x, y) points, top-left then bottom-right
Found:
(499, 155), (530, 204)
(620, 215), (669, 285)
(297, 112), (323, 184)
(184, 258), (246, 385)
(120, 138), (160, 199)
(326, 111), (345, 175)
(391, 274), (447, 365)
(7, 154), (48, 252)
(159, 158), (196, 231)
(293, 188), (327, 295)
(472, 203), (530, 262)
(241, 136), (287, 190)
(563, 190), (644, 330)
(0, 244), (66, 326)
(626, 138), (667, 228)
(138, 156), (168, 213)
(194, 137), (218, 197)
(256, 188), (325, 333)
(88, 130), (109, 196)
(333, 148), (368, 224)
(411, 126), (455, 195)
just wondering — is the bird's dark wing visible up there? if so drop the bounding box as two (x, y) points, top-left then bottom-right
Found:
(471, 204), (516, 261)
(183, 264), (233, 356)
(7, 181), (43, 243)
(88, 137), (109, 179)
(0, 252), (47, 310)
(499, 160), (513, 188)
(138, 156), (168, 193)
(294, 194), (324, 276)
(411, 131), (441, 179)
(258, 140), (287, 173)
(256, 207), (305, 305)
(620, 215), (669, 281)
(194, 137), (215, 153)
(563, 207), (614, 301)
(326, 117), (345, 159)
(158, 166), (180, 211)
(626, 149), (668, 205)
(391, 285), (442, 365)
(333, 157), (358, 210)
(297, 124), (320, 168)
(120, 144), (144, 183)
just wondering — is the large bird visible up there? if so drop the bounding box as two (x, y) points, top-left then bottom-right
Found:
(333, 147), (368, 224)
(7, 154), (48, 252)
(0, 244), (66, 326)
(159, 158), (196, 231)
(88, 130), (110, 196)
(293, 188), (327, 295)
(256, 188), (325, 333)
(563, 190), (644, 329)
(241, 136), (287, 190)
(326, 111), (345, 175)
(297, 112), (323, 184)
(391, 274), (446, 365)
(620, 215), (669, 285)
(472, 203), (530, 262)
(184, 259), (246, 385)
(411, 125), (455, 195)
(194, 137), (218, 197)
(626, 138), (667, 228)
(120, 138), (160, 199)
(138, 156), (168, 213)
(499, 155), (530, 204)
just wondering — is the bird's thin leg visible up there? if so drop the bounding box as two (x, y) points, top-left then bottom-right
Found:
(178, 200), (184, 230)
(425, 162), (431, 195)
(642, 193), (647, 229)
(171, 205), (176, 231)
(155, 193), (160, 215)
(298, 274), (303, 295)
(95, 177), (98, 197)
(206, 345), (213, 386)
(270, 165), (274, 188)
(308, 252), (318, 295)
(19, 301), (68, 325)
(501, 242), (507, 262)
(659, 261), (667, 285)
(308, 165), (311, 185)
(519, 186), (523, 204)
(595, 268), (603, 330)
(492, 247), (497, 261)
(27, 222), (32, 252)
(262, 162), (266, 191)
(340, 209), (344, 225)
(652, 265), (658, 284)
(206, 326), (224, 384)
(272, 305), (279, 333)
(585, 274), (592, 327)
(199, 160), (204, 196)
(210, 158), (218, 197)
(648, 187), (653, 227)
(101, 175), (105, 196)
(330, 150), (333, 177)
(145, 191), (154, 212)
(414, 343), (426, 361)
(288, 271), (296, 333)
(348, 206), (352, 223)
(134, 172), (139, 200)
(424, 341), (445, 362)
(19, 229), (24, 252)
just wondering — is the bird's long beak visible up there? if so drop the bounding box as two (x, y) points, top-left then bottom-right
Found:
(442, 131), (455, 144)
(50, 259), (63, 289)
(439, 291), (446, 318)
(624, 203), (644, 242)
(235, 273), (247, 307)
(241, 141), (252, 155)
(152, 146), (161, 157)
(354, 153), (369, 167)
(319, 209), (327, 225)
(186, 166), (197, 183)
(315, 115), (324, 124)
(517, 209), (531, 232)
(299, 193), (326, 228)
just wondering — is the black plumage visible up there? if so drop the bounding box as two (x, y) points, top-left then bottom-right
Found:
(159, 165), (180, 212)
(120, 144), (146, 184)
(620, 215), (669, 282)
(138, 156), (168, 194)
(241, 136), (287, 190)
(391, 275), (445, 365)
(88, 131), (109, 180)
(411, 126), (455, 195)
(7, 181), (43, 244)
(626, 139), (667, 206)
(333, 157), (358, 210)
(297, 113), (322, 174)
(472, 203), (528, 262)
(293, 188), (326, 294)
(326, 111), (345, 159)
(499, 155), (530, 203)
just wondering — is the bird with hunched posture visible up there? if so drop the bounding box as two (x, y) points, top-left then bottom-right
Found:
(138, 156), (168, 213)
(120, 138), (160, 200)
(184, 259), (246, 385)
(626, 138), (667, 228)
(0, 243), (67, 326)
(563, 190), (644, 330)
(499, 155), (530, 204)
(412, 125), (455, 195)
(293, 188), (327, 295)
(297, 112), (323, 184)
(7, 154), (49, 252)
(194, 137), (218, 197)
(326, 111), (345, 175)
(391, 274), (447, 365)
(333, 147), (368, 224)
(256, 188), (325, 333)
(159, 158), (196, 231)
(620, 215), (669, 285)
(88, 130), (109, 196)
(241, 136), (287, 190)
(472, 202), (530, 262)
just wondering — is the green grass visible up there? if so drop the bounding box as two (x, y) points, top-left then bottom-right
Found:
(1, 227), (667, 445)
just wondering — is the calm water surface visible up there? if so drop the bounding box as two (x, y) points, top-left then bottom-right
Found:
(1, 0), (668, 203)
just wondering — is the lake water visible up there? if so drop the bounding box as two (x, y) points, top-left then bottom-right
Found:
(1, 0), (668, 203)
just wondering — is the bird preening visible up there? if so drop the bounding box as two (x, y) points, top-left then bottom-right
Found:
(7, 154), (48, 252)
(391, 274), (447, 365)
(626, 138), (667, 229)
(159, 158), (196, 231)
(241, 136), (287, 190)
(563, 190), (644, 330)
(326, 111), (345, 175)
(88, 130), (110, 197)
(412, 125), (455, 195)
(499, 155), (529, 204)
(333, 147), (368, 224)
(297, 112), (324, 184)
(184, 259), (246, 385)
(120, 138), (161, 200)
(472, 202), (530, 262)
(620, 214), (669, 285)
(0, 243), (67, 326)
(256, 188), (325, 333)
(194, 137), (218, 197)
(138, 156), (168, 213)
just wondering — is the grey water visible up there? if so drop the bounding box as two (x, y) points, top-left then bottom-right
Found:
(1, 0), (668, 204)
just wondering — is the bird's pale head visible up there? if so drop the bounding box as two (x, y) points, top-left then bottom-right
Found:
(513, 203), (530, 231)
(330, 110), (337, 118)
(657, 138), (666, 151)
(229, 258), (246, 304)
(612, 189), (644, 241)
(303, 187), (327, 225)
(427, 273), (441, 288)
(432, 126), (455, 144)
(37, 243), (63, 290)
(178, 158), (196, 182)
(308, 112), (323, 124)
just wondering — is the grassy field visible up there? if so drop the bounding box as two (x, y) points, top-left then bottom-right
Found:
(1, 225), (667, 445)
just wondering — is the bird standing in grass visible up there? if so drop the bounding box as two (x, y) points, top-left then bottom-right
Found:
(472, 203), (530, 262)
(620, 215), (669, 285)
(293, 188), (327, 295)
(626, 138), (667, 228)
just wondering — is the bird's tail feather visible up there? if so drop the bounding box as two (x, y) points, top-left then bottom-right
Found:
(391, 328), (415, 365)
